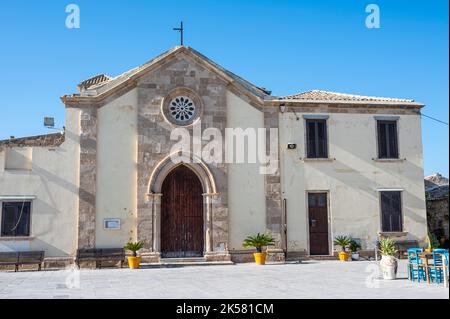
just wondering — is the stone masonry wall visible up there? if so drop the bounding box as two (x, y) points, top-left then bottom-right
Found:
(136, 52), (230, 259)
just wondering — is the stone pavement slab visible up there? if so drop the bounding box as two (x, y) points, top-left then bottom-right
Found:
(0, 260), (448, 299)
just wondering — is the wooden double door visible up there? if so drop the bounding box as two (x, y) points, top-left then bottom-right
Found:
(308, 193), (330, 256)
(161, 166), (204, 258)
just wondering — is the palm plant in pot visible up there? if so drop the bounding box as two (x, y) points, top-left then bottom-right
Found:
(124, 241), (144, 269)
(379, 237), (398, 280)
(348, 238), (362, 261)
(243, 233), (275, 265)
(333, 235), (351, 261)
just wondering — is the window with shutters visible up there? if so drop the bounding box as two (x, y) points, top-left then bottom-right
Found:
(377, 120), (399, 159)
(1, 202), (31, 237)
(380, 191), (403, 232)
(306, 119), (328, 158)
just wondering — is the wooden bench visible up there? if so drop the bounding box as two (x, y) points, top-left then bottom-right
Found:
(0, 251), (45, 272)
(76, 248), (125, 269)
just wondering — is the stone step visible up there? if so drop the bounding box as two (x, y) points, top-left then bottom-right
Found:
(140, 258), (235, 268)
(305, 255), (338, 261)
(161, 257), (207, 263)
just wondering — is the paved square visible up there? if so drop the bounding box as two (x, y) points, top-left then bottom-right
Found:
(0, 260), (448, 299)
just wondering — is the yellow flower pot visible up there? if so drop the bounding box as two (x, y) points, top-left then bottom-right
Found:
(254, 253), (267, 265)
(338, 252), (350, 262)
(127, 256), (142, 269)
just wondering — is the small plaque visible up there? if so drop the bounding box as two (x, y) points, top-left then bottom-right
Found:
(104, 219), (121, 230)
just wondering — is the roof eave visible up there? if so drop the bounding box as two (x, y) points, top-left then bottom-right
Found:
(266, 99), (425, 108)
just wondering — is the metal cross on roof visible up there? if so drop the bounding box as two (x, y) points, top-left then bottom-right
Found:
(173, 21), (184, 46)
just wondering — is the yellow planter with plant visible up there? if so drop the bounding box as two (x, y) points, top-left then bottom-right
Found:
(124, 241), (144, 269)
(243, 233), (275, 265)
(334, 235), (351, 262)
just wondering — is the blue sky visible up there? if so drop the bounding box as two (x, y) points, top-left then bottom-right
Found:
(0, 0), (448, 176)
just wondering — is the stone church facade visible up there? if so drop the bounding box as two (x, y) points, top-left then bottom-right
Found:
(0, 46), (428, 265)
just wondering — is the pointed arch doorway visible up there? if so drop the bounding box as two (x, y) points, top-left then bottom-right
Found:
(161, 165), (204, 258)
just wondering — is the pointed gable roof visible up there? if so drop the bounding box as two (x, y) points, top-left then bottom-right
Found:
(62, 46), (271, 106)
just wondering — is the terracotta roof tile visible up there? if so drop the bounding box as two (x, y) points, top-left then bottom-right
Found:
(280, 90), (415, 103)
(0, 132), (65, 149)
(78, 74), (111, 91)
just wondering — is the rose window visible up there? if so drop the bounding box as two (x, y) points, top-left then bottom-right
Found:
(169, 96), (196, 123)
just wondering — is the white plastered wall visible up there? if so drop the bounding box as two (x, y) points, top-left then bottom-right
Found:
(279, 111), (427, 254)
(0, 108), (80, 257)
(95, 88), (138, 248)
(226, 91), (266, 251)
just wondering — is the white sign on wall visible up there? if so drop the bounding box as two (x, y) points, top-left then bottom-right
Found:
(103, 219), (121, 230)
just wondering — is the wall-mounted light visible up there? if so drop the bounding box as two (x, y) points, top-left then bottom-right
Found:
(279, 103), (287, 113)
(287, 143), (297, 150)
(44, 117), (55, 128)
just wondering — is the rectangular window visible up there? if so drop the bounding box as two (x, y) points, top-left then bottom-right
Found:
(380, 191), (403, 232)
(377, 121), (399, 159)
(306, 119), (328, 158)
(1, 202), (31, 237)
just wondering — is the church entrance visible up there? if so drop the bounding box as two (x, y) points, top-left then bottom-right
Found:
(161, 165), (204, 258)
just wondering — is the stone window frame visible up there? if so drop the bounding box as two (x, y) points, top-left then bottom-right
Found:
(161, 87), (204, 127)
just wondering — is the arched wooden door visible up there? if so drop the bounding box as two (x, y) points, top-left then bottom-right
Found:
(161, 165), (204, 258)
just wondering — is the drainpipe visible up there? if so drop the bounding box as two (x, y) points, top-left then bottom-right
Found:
(283, 198), (288, 259)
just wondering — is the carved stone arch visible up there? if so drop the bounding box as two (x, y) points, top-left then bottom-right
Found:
(144, 152), (218, 258)
(148, 152), (217, 196)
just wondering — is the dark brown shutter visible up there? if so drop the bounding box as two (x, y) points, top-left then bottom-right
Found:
(317, 120), (328, 158)
(306, 120), (328, 158)
(377, 121), (398, 159)
(307, 121), (317, 158)
(378, 122), (388, 158)
(380, 192), (402, 232)
(388, 122), (399, 158)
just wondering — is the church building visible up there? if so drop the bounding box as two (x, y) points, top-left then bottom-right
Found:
(0, 46), (428, 265)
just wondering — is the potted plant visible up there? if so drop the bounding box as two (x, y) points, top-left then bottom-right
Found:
(333, 235), (351, 261)
(379, 237), (398, 280)
(124, 241), (144, 269)
(425, 232), (440, 252)
(348, 238), (362, 261)
(243, 233), (275, 265)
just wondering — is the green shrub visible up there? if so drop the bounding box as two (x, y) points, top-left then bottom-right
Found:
(333, 235), (351, 252)
(348, 238), (362, 253)
(124, 241), (145, 257)
(243, 233), (275, 253)
(379, 237), (398, 257)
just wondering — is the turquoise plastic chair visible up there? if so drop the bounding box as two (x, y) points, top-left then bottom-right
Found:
(407, 248), (426, 282)
(444, 251), (449, 288)
(430, 249), (449, 285)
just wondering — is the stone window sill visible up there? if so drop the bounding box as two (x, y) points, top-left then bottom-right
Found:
(378, 232), (408, 238)
(0, 236), (35, 242)
(302, 158), (336, 163)
(373, 158), (406, 163)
